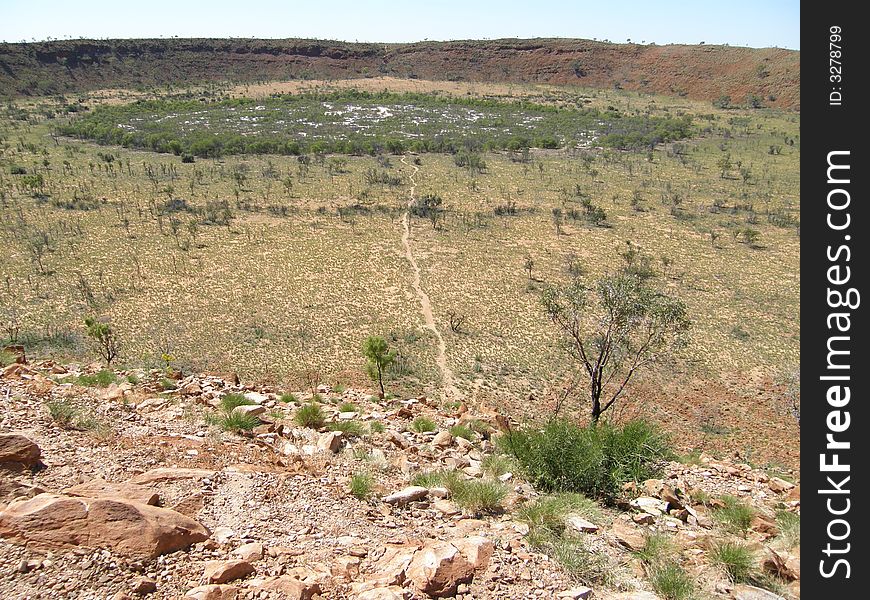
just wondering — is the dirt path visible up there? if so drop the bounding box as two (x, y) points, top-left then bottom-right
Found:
(400, 155), (460, 401)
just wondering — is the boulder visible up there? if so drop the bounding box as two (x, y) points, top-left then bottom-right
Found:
(768, 478), (796, 493)
(0, 493), (209, 559)
(383, 486), (429, 505)
(129, 468), (215, 485)
(317, 431), (343, 453)
(406, 541), (473, 597)
(64, 478), (159, 506)
(731, 584), (786, 600)
(231, 542), (264, 562)
(611, 519), (646, 551)
(557, 588), (593, 599)
(204, 560), (255, 584)
(255, 575), (322, 600)
(452, 536), (493, 570)
(433, 431), (453, 447)
(132, 576), (158, 594)
(0, 434), (41, 469)
(355, 588), (405, 600)
(184, 585), (238, 600)
(565, 515), (599, 534)
(233, 404), (265, 418)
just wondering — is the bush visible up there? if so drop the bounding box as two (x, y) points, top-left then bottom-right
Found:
(295, 403), (325, 429)
(328, 420), (365, 438)
(46, 399), (78, 427)
(634, 532), (676, 564)
(710, 541), (754, 583)
(449, 424), (476, 441)
(499, 419), (670, 501)
(217, 411), (260, 432)
(220, 393), (255, 412)
(480, 454), (514, 477)
(411, 416), (437, 433)
(649, 561), (695, 600)
(76, 369), (117, 387)
(517, 492), (600, 538)
(713, 495), (755, 535)
(369, 421), (385, 434)
(279, 393), (297, 403)
(349, 472), (374, 500)
(776, 510), (800, 547)
(338, 401), (358, 412)
(451, 479), (507, 514)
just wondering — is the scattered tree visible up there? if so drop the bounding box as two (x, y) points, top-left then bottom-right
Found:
(363, 335), (396, 398)
(541, 272), (690, 424)
(84, 316), (120, 365)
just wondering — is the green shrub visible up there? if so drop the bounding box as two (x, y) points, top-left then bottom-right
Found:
(126, 374), (140, 385)
(160, 378), (178, 391)
(46, 399), (78, 427)
(713, 495), (755, 535)
(220, 393), (255, 412)
(295, 403), (326, 429)
(0, 350), (18, 367)
(517, 492), (600, 538)
(76, 369), (117, 387)
(338, 401), (358, 413)
(411, 469), (461, 489)
(775, 510), (800, 547)
(710, 541), (754, 583)
(369, 420), (385, 434)
(217, 411), (260, 432)
(451, 479), (507, 514)
(449, 424), (476, 440)
(279, 393), (297, 403)
(328, 420), (365, 438)
(635, 532), (676, 565)
(499, 419), (670, 501)
(649, 561), (696, 600)
(349, 472), (374, 500)
(411, 416), (437, 433)
(480, 454), (514, 477)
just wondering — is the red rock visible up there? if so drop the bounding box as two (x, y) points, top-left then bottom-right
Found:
(406, 540), (473, 597)
(129, 468), (215, 485)
(203, 560), (255, 584)
(184, 585), (238, 600)
(0, 493), (208, 559)
(0, 434), (41, 469)
(64, 478), (159, 506)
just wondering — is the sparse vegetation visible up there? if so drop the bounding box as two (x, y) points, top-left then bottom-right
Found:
(349, 472), (374, 500)
(295, 402), (326, 429)
(713, 495), (755, 535)
(411, 416), (437, 433)
(710, 541), (755, 583)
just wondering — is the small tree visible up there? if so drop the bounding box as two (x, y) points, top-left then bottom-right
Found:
(84, 316), (120, 365)
(363, 335), (396, 398)
(524, 254), (535, 281)
(541, 272), (690, 424)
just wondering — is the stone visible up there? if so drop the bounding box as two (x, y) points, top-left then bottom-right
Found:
(355, 588), (405, 600)
(184, 585), (238, 600)
(565, 515), (599, 534)
(0, 434), (41, 469)
(433, 431), (453, 447)
(231, 542), (264, 562)
(243, 391), (269, 404)
(99, 383), (125, 401)
(611, 519), (646, 551)
(0, 493), (209, 559)
(212, 527), (235, 544)
(731, 584), (786, 600)
(608, 593), (662, 600)
(768, 478), (795, 493)
(233, 404), (265, 418)
(383, 486), (428, 505)
(632, 513), (655, 525)
(180, 382), (202, 396)
(432, 500), (460, 516)
(317, 431), (343, 453)
(366, 545), (418, 587)
(429, 487), (450, 499)
(557, 587), (593, 599)
(452, 536), (493, 570)
(660, 486), (683, 510)
(406, 541), (473, 597)
(630, 496), (668, 516)
(256, 575), (322, 599)
(204, 560), (255, 584)
(132, 576), (157, 594)
(761, 548), (799, 581)
(330, 555), (361, 581)
(64, 478), (159, 506)
(386, 430), (410, 449)
(642, 479), (664, 497)
(129, 468), (215, 485)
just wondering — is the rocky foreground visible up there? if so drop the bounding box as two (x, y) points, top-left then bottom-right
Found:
(1, 358), (800, 600)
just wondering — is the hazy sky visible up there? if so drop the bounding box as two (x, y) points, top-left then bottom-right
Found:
(0, 0), (800, 50)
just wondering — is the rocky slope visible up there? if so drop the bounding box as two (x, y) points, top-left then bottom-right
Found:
(0, 38), (799, 109)
(0, 357), (800, 599)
